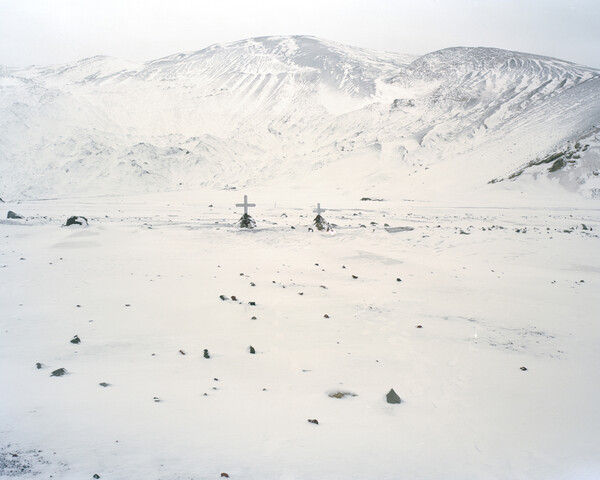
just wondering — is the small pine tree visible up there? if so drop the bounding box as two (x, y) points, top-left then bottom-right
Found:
(238, 213), (256, 229)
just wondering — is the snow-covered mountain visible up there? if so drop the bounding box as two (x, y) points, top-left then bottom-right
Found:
(1, 35), (599, 200)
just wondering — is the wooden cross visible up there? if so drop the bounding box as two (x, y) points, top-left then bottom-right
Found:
(313, 203), (325, 216)
(236, 195), (256, 215)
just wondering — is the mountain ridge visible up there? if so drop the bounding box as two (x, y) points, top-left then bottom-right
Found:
(1, 35), (599, 200)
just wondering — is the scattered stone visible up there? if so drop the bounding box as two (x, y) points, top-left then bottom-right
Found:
(219, 295), (228, 301)
(50, 368), (67, 377)
(99, 382), (111, 387)
(248, 301), (256, 306)
(352, 275), (358, 279)
(329, 391), (357, 399)
(307, 419), (319, 425)
(416, 325), (423, 328)
(250, 282), (256, 287)
(7, 211), (23, 219)
(231, 295), (238, 301)
(251, 316), (257, 320)
(459, 230), (470, 235)
(249, 346), (256, 354)
(93, 474), (100, 479)
(396, 278), (402, 282)
(386, 388), (402, 404)
(179, 349), (186, 355)
(125, 304), (131, 307)
(324, 314), (330, 318)
(203, 349), (210, 359)
(153, 397), (161, 402)
(520, 366), (528, 371)
(70, 335), (81, 344)
(221, 473), (230, 478)
(65, 216), (88, 226)
(36, 362), (43, 369)
(298, 292), (304, 295)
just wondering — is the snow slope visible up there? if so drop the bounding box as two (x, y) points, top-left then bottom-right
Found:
(1, 36), (599, 200)
(0, 191), (599, 479)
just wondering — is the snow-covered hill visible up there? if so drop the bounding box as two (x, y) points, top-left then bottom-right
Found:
(1, 35), (599, 200)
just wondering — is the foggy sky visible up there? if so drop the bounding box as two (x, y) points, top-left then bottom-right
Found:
(1, 0), (599, 68)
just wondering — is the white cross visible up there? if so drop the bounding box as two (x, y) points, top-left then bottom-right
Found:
(313, 203), (325, 216)
(236, 195), (256, 215)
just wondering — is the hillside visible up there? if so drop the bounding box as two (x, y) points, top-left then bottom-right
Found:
(0, 35), (599, 200)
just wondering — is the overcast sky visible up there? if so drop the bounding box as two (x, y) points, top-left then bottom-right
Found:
(1, 0), (599, 68)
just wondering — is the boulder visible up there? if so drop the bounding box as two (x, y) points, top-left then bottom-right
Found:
(65, 216), (88, 226)
(386, 388), (402, 404)
(7, 211), (23, 219)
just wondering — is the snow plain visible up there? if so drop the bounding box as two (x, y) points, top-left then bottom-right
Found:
(1, 187), (599, 480)
(1, 34), (600, 480)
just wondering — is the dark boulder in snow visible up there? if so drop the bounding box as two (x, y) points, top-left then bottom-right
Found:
(50, 368), (68, 377)
(7, 211), (23, 219)
(386, 388), (402, 404)
(249, 346), (256, 354)
(65, 216), (88, 226)
(203, 349), (210, 359)
(307, 418), (319, 425)
(70, 335), (81, 344)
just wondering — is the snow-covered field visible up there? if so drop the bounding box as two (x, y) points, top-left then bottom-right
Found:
(1, 188), (599, 479)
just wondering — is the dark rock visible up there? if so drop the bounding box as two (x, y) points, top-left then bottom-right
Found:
(50, 368), (67, 377)
(219, 295), (228, 301)
(93, 475), (100, 479)
(179, 349), (186, 355)
(251, 316), (257, 320)
(248, 301), (256, 306)
(70, 335), (81, 344)
(36, 362), (43, 369)
(307, 419), (319, 425)
(396, 277), (402, 282)
(237, 213), (256, 229)
(250, 282), (256, 287)
(99, 382), (111, 387)
(153, 397), (160, 402)
(352, 275), (358, 279)
(329, 391), (357, 399)
(203, 349), (210, 359)
(249, 346), (256, 354)
(7, 211), (23, 219)
(221, 473), (230, 478)
(386, 388), (402, 404)
(520, 366), (528, 371)
(231, 295), (238, 301)
(324, 314), (330, 318)
(416, 325), (423, 328)
(65, 216), (88, 226)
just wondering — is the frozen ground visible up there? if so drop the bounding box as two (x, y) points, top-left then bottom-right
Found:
(1, 188), (599, 479)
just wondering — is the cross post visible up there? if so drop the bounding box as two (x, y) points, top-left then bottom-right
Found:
(236, 195), (256, 215)
(313, 203), (325, 216)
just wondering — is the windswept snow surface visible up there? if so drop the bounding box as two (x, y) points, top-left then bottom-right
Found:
(1, 189), (599, 479)
(0, 35), (599, 200)
(1, 36), (600, 479)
